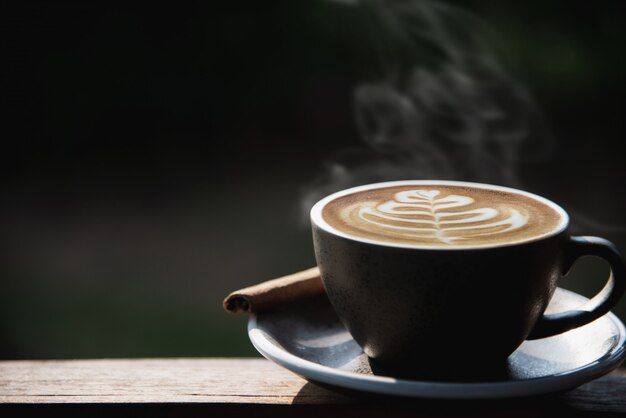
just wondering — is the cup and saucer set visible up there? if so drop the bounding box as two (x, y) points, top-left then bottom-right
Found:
(250, 181), (626, 399)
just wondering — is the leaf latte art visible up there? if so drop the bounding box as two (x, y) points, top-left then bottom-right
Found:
(358, 189), (526, 244)
(321, 184), (564, 247)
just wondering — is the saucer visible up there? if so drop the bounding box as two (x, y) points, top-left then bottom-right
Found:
(248, 288), (626, 399)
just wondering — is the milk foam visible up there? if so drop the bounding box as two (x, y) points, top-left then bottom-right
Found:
(358, 189), (526, 244)
(317, 182), (566, 248)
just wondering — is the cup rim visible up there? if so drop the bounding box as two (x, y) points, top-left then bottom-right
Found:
(310, 180), (570, 250)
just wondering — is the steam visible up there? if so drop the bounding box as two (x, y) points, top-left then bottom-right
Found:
(301, 0), (554, 221)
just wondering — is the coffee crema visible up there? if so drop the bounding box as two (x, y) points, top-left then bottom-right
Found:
(321, 184), (564, 247)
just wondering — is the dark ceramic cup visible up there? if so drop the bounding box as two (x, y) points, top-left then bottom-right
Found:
(310, 181), (626, 377)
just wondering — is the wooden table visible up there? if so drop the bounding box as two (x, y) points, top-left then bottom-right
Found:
(1, 358), (625, 417)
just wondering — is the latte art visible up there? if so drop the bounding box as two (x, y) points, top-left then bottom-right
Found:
(358, 189), (527, 244)
(319, 183), (565, 248)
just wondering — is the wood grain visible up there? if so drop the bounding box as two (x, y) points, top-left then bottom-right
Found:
(0, 358), (332, 404)
(0, 358), (625, 415)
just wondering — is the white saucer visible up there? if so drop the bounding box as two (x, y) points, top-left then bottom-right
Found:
(248, 288), (626, 399)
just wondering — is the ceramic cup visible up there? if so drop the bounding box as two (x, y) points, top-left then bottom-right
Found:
(310, 181), (626, 377)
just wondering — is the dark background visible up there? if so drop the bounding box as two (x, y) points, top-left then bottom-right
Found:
(2, 0), (625, 360)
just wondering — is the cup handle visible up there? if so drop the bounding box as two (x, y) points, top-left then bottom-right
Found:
(528, 236), (626, 340)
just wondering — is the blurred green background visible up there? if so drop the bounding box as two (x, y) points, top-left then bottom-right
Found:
(2, 0), (625, 361)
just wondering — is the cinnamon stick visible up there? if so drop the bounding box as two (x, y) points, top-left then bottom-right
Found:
(223, 267), (324, 314)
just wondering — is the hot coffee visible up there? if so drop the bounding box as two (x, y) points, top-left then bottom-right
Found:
(322, 183), (564, 248)
(311, 180), (625, 376)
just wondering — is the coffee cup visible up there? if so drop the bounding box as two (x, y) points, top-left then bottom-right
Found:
(310, 180), (625, 377)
